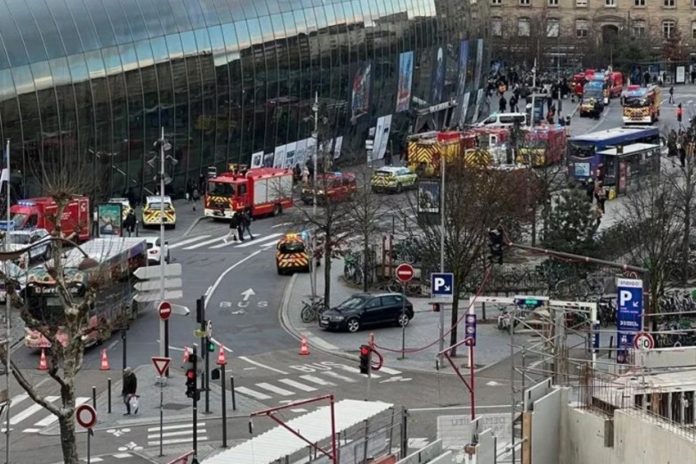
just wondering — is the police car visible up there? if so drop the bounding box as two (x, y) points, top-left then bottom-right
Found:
(5, 228), (51, 263)
(142, 196), (176, 228)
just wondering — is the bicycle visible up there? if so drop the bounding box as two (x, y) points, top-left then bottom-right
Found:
(300, 296), (326, 323)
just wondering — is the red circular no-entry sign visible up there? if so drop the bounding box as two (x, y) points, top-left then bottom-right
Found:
(395, 263), (415, 283)
(158, 300), (172, 321)
(76, 404), (97, 429)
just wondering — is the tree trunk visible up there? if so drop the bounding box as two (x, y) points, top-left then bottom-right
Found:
(362, 238), (369, 292)
(324, 239), (332, 309)
(58, 411), (79, 464)
(682, 205), (691, 285)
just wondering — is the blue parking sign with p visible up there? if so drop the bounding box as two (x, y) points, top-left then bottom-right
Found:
(431, 272), (454, 302)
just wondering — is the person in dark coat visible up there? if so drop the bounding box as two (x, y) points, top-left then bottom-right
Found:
(226, 213), (240, 242)
(124, 211), (136, 236)
(240, 208), (254, 240)
(499, 95), (507, 112)
(121, 367), (138, 415)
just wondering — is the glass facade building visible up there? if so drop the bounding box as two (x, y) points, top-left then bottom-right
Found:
(0, 0), (487, 199)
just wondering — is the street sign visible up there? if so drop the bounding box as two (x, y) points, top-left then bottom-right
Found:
(633, 332), (655, 351)
(158, 301), (172, 321)
(152, 356), (171, 377)
(134, 263), (182, 280)
(616, 278), (643, 363)
(465, 314), (477, 346)
(134, 278), (183, 292)
(431, 272), (454, 302)
(134, 289), (183, 303)
(205, 320), (213, 337)
(395, 263), (415, 283)
(75, 404), (97, 429)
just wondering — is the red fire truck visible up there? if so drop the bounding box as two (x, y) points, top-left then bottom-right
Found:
(0, 196), (90, 242)
(204, 167), (294, 218)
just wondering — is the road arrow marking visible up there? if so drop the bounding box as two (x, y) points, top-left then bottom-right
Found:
(379, 376), (412, 383)
(241, 288), (256, 301)
(486, 381), (501, 386)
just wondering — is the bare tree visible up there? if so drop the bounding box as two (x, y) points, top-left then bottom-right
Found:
(0, 155), (112, 464)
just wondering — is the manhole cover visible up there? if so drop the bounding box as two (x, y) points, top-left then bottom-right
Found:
(163, 403), (189, 411)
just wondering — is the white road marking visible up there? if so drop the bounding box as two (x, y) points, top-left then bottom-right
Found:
(33, 397), (89, 427)
(256, 383), (295, 396)
(238, 356), (288, 375)
(21, 428), (39, 433)
(182, 236), (226, 250)
(147, 429), (206, 439)
(338, 364), (381, 378)
(322, 371), (356, 383)
(377, 366), (402, 375)
(235, 386), (272, 400)
(86, 458), (104, 463)
(11, 396), (58, 425)
(235, 233), (283, 248)
(205, 250), (263, 306)
(299, 375), (336, 386)
(147, 422), (205, 432)
(148, 436), (208, 446)
(291, 408), (308, 413)
(113, 453), (133, 458)
(168, 235), (211, 249)
(278, 379), (317, 392)
(272, 222), (292, 228)
(208, 239), (238, 249)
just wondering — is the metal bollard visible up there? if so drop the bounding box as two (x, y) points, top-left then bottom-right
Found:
(92, 385), (96, 409)
(107, 378), (112, 414)
(609, 335), (614, 359)
(231, 376), (236, 411)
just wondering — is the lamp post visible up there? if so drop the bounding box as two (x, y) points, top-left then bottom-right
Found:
(311, 93), (319, 303)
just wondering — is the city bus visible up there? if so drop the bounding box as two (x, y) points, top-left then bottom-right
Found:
(622, 85), (661, 124)
(23, 237), (147, 350)
(567, 126), (661, 181)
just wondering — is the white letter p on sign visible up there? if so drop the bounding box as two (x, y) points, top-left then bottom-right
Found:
(434, 277), (445, 291)
(619, 290), (632, 306)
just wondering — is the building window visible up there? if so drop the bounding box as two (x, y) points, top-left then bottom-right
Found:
(520, 0), (530, 5)
(576, 19), (589, 37)
(547, 19), (560, 37)
(633, 20), (647, 37)
(663, 20), (675, 38)
(549, 0), (559, 5)
(492, 17), (503, 36)
(664, 0), (675, 6)
(576, 0), (588, 6)
(491, 0), (501, 4)
(634, 0), (645, 5)
(518, 18), (531, 36)
(692, 21), (696, 38)
(605, 0), (616, 6)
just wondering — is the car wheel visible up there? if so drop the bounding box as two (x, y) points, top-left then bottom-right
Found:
(273, 204), (282, 216)
(346, 318), (361, 333)
(397, 313), (410, 327)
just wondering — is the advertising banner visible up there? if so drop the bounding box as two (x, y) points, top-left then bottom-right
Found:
(417, 180), (440, 214)
(98, 203), (123, 237)
(273, 144), (287, 169)
(453, 40), (469, 124)
(472, 88), (484, 123)
(473, 38), (484, 92)
(616, 278), (643, 363)
(396, 51), (414, 112)
(373, 115), (392, 160)
(284, 142), (297, 168)
(294, 139), (309, 167)
(459, 92), (470, 126)
(351, 61), (372, 123)
(430, 47), (446, 104)
(250, 151), (263, 168)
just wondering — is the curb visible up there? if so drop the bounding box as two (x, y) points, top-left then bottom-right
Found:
(183, 216), (208, 237)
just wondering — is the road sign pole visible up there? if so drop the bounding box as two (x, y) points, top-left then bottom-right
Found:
(400, 283), (406, 360)
(159, 384), (164, 457)
(221, 362), (227, 448)
(192, 344), (199, 461)
(87, 429), (92, 464)
(159, 127), (166, 364)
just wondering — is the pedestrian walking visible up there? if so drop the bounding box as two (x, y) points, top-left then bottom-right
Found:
(593, 204), (603, 227)
(191, 184), (200, 211)
(510, 94), (518, 113)
(124, 210), (136, 237)
(384, 150), (393, 166)
(241, 208), (254, 240)
(121, 367), (138, 415)
(236, 212), (245, 242)
(226, 212), (240, 242)
(669, 86), (674, 104)
(594, 181), (607, 213)
(677, 103), (683, 123)
(498, 95), (507, 113)
(301, 165), (309, 185)
(584, 179), (595, 203)
(293, 163), (302, 184)
(91, 207), (99, 237)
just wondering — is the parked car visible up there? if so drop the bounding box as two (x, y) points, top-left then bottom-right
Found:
(5, 228), (51, 263)
(319, 293), (414, 333)
(144, 236), (169, 265)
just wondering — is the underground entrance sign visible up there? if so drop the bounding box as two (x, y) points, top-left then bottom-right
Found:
(395, 263), (415, 283)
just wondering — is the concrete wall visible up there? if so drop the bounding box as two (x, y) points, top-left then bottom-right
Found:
(475, 429), (496, 464)
(613, 410), (696, 463)
(396, 440), (443, 464)
(530, 388), (562, 464)
(561, 408), (615, 464)
(637, 346), (696, 369)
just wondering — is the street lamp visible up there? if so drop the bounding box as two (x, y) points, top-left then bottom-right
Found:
(310, 93), (319, 303)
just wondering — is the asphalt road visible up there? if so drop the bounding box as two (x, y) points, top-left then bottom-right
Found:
(7, 86), (695, 463)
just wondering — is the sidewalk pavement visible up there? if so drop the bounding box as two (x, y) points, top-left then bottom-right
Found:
(281, 259), (537, 373)
(41, 364), (267, 435)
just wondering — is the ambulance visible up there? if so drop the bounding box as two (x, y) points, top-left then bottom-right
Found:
(276, 231), (311, 275)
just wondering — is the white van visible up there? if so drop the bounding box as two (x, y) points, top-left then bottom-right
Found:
(477, 112), (527, 128)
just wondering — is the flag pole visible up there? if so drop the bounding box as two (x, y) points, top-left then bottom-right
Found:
(4, 138), (11, 464)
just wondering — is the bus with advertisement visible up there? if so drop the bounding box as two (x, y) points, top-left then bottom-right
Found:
(23, 237), (147, 350)
(622, 85), (661, 124)
(567, 126), (661, 181)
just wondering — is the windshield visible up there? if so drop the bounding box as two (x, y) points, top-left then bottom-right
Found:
(568, 141), (595, 158)
(8, 234), (31, 245)
(335, 296), (367, 311)
(374, 171), (394, 177)
(279, 242), (305, 253)
(148, 202), (172, 210)
(624, 96), (648, 108)
(584, 89), (603, 99)
(10, 213), (29, 225)
(208, 181), (235, 196)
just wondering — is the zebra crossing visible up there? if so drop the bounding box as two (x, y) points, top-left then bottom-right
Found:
(233, 364), (403, 402)
(1, 394), (90, 433)
(169, 232), (283, 251)
(147, 422), (207, 447)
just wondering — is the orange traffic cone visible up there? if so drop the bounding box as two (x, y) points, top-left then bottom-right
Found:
(38, 349), (48, 371)
(299, 337), (310, 356)
(99, 349), (110, 371)
(216, 346), (226, 366)
(182, 346), (190, 364)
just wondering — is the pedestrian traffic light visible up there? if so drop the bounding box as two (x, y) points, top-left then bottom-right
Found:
(487, 227), (504, 264)
(359, 345), (371, 374)
(185, 367), (197, 399)
(211, 368), (220, 380)
(206, 338), (216, 352)
(196, 297), (204, 324)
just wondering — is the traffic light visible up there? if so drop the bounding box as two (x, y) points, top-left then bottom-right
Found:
(185, 346), (199, 400)
(206, 338), (216, 352)
(196, 297), (204, 324)
(211, 368), (220, 380)
(487, 227), (504, 264)
(359, 345), (371, 374)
